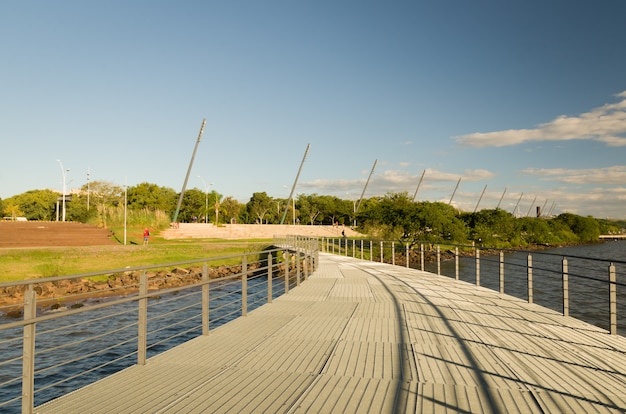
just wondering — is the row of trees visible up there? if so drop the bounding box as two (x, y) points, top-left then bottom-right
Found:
(1, 185), (623, 247)
(358, 192), (622, 247)
(0, 181), (361, 228)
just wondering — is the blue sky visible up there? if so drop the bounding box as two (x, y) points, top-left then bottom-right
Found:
(3, 1), (626, 218)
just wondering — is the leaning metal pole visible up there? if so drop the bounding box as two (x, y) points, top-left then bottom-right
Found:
(448, 177), (462, 206)
(496, 187), (507, 210)
(473, 184), (487, 213)
(172, 119), (206, 223)
(356, 159), (377, 213)
(512, 192), (524, 216)
(280, 143), (310, 225)
(412, 169), (426, 202)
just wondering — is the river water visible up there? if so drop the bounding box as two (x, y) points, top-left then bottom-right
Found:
(424, 240), (626, 335)
(0, 275), (291, 413)
(1, 241), (625, 412)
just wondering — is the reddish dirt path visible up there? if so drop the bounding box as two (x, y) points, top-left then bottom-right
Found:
(0, 222), (117, 248)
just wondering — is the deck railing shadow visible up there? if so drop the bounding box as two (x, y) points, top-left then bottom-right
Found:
(321, 237), (625, 336)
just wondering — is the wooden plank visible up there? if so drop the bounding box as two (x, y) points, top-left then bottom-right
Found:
(35, 253), (626, 414)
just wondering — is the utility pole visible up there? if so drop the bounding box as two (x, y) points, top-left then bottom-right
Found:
(280, 143), (310, 225)
(87, 167), (91, 211)
(56, 160), (69, 222)
(172, 119), (205, 224)
(356, 159), (377, 213)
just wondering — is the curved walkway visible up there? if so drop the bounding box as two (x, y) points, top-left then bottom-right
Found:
(36, 253), (626, 413)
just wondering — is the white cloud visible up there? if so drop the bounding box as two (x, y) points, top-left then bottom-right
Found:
(455, 91), (626, 147)
(523, 166), (626, 184)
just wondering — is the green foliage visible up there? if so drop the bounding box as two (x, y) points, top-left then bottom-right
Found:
(460, 209), (516, 247)
(553, 213), (601, 242)
(3, 183), (615, 249)
(3, 189), (58, 220)
(247, 192), (273, 224)
(177, 188), (206, 223)
(220, 196), (242, 224)
(127, 182), (177, 213)
(357, 193), (467, 246)
(101, 205), (171, 230)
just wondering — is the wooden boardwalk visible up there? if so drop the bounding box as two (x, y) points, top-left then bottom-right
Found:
(36, 253), (626, 413)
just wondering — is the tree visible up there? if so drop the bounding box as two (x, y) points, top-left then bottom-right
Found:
(176, 188), (206, 223)
(3, 203), (24, 220)
(247, 192), (273, 224)
(357, 193), (468, 246)
(554, 213), (600, 242)
(460, 208), (517, 247)
(3, 190), (58, 221)
(127, 183), (177, 213)
(221, 197), (242, 224)
(298, 194), (323, 225)
(516, 217), (554, 245)
(88, 181), (123, 228)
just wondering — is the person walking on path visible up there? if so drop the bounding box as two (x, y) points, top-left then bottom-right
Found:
(143, 228), (150, 245)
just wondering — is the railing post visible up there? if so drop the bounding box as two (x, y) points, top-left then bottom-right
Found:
(392, 242), (395, 266)
(475, 248), (480, 286)
(284, 251), (290, 294)
(242, 256), (248, 317)
(380, 241), (384, 263)
(361, 239), (364, 260)
(352, 239), (356, 258)
(138, 272), (148, 365)
(455, 247), (459, 280)
(202, 264), (209, 335)
(268, 253), (273, 303)
(406, 244), (410, 268)
(527, 254), (533, 304)
(369, 240), (373, 261)
(562, 258), (569, 317)
(499, 251), (504, 294)
(296, 251), (301, 287)
(609, 263), (617, 335)
(302, 250), (309, 280)
(420, 243), (424, 271)
(436, 245), (441, 275)
(22, 285), (36, 414)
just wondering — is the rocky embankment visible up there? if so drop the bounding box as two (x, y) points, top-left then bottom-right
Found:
(0, 261), (283, 317)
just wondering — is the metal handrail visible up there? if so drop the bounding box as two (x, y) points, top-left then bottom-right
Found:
(321, 237), (624, 336)
(0, 235), (319, 414)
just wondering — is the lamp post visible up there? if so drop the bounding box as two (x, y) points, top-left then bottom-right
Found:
(123, 179), (128, 245)
(198, 176), (212, 223)
(57, 160), (69, 222)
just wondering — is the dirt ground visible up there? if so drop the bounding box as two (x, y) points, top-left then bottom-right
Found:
(0, 222), (117, 248)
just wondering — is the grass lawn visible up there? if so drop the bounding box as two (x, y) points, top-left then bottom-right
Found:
(0, 233), (274, 283)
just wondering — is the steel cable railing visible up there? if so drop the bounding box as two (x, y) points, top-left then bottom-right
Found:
(0, 236), (319, 413)
(322, 237), (625, 336)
